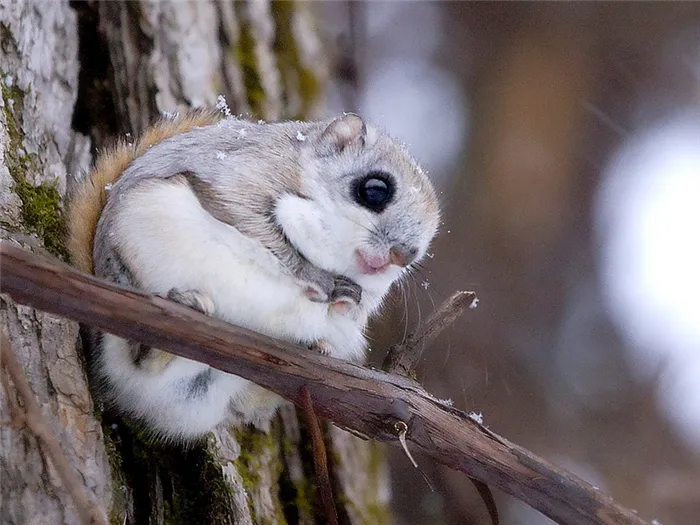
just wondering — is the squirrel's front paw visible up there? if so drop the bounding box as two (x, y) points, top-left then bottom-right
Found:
(297, 262), (362, 310)
(297, 264), (335, 303)
(303, 275), (363, 314)
(166, 288), (215, 315)
(328, 275), (362, 316)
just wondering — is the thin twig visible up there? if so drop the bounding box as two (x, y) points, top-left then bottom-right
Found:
(0, 243), (652, 525)
(300, 386), (338, 525)
(383, 290), (478, 375)
(382, 290), (497, 524)
(0, 330), (108, 525)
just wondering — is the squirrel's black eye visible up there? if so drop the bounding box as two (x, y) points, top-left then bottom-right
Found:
(354, 172), (394, 212)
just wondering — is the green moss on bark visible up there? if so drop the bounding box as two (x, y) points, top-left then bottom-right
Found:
(232, 1), (267, 118)
(364, 443), (392, 525)
(228, 0), (322, 120)
(234, 424), (288, 524)
(272, 0), (321, 119)
(103, 419), (239, 525)
(102, 423), (130, 525)
(160, 438), (237, 525)
(1, 77), (69, 259)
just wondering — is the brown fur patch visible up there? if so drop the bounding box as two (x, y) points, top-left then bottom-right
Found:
(67, 109), (224, 274)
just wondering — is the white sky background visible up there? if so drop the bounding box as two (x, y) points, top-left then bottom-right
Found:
(597, 112), (700, 454)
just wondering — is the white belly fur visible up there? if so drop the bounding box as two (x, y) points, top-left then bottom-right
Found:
(99, 179), (366, 440)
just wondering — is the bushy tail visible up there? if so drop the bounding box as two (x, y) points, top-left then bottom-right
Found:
(66, 109), (224, 274)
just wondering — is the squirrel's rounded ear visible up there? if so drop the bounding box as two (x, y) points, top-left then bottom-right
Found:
(317, 113), (366, 155)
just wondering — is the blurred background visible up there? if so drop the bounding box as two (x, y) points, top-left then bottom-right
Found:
(318, 2), (700, 525)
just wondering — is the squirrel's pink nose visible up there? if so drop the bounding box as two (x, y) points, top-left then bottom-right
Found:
(355, 249), (390, 275)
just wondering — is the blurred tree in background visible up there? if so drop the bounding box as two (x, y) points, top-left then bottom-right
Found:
(331, 3), (700, 525)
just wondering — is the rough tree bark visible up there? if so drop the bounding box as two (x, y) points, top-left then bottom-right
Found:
(0, 2), (109, 524)
(1, 1), (390, 524)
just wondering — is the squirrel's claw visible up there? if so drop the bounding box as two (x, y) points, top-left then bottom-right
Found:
(330, 275), (362, 305)
(309, 340), (334, 356)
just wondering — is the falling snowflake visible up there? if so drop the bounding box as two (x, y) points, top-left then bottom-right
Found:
(421, 280), (430, 290)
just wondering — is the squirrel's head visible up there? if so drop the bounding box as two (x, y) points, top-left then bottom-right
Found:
(275, 113), (440, 304)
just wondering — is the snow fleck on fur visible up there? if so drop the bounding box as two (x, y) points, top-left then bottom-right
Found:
(216, 94), (232, 117)
(296, 131), (307, 142)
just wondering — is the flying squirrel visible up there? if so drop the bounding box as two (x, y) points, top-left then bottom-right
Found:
(67, 109), (440, 442)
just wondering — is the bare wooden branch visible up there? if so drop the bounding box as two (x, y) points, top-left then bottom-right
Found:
(0, 330), (108, 525)
(0, 243), (651, 525)
(383, 290), (478, 374)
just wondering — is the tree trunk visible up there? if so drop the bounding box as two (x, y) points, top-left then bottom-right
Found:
(0, 1), (391, 524)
